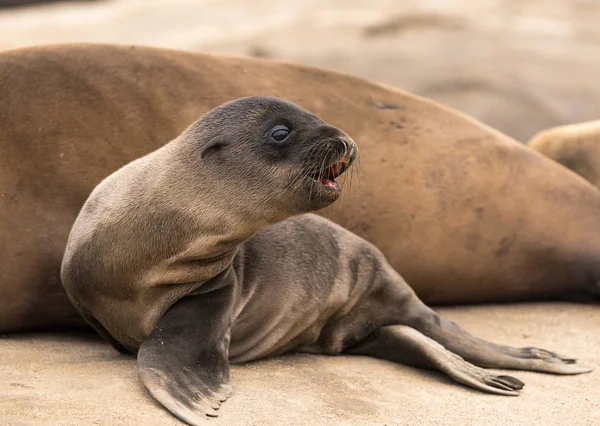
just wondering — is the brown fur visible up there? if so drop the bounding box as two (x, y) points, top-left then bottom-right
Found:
(2, 43), (600, 332)
(528, 120), (600, 187)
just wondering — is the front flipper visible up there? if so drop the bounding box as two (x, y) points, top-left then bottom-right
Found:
(347, 325), (525, 396)
(137, 274), (235, 425)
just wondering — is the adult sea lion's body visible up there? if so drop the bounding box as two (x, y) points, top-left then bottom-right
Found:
(529, 120), (600, 187)
(2, 43), (600, 332)
(60, 97), (591, 425)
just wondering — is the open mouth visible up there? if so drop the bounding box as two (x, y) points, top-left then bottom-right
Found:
(310, 157), (351, 191)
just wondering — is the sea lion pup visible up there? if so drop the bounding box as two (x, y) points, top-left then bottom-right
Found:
(61, 97), (590, 425)
(528, 120), (600, 187)
(4, 44), (600, 334)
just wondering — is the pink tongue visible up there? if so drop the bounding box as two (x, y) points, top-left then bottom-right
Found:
(323, 178), (340, 189)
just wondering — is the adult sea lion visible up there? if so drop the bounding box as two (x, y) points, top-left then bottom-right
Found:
(528, 120), (600, 187)
(60, 97), (590, 425)
(2, 43), (600, 333)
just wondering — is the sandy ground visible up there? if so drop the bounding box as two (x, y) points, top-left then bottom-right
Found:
(1, 1), (600, 425)
(2, 303), (599, 426)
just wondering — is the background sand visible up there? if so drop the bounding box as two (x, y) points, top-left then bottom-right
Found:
(1, 1), (599, 425)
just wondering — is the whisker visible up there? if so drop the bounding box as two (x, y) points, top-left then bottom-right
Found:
(312, 144), (329, 204)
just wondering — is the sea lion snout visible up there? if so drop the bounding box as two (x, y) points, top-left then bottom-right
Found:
(304, 125), (357, 173)
(322, 128), (357, 161)
(314, 124), (357, 157)
(302, 132), (357, 196)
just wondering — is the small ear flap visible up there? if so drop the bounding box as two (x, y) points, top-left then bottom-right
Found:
(200, 137), (227, 159)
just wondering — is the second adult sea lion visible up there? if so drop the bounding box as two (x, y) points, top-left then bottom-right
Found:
(528, 120), (600, 187)
(61, 97), (590, 426)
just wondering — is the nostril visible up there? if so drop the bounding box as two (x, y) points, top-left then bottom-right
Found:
(339, 139), (348, 157)
(344, 138), (357, 157)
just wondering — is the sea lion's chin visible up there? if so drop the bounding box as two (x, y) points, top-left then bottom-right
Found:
(307, 179), (342, 208)
(294, 191), (338, 213)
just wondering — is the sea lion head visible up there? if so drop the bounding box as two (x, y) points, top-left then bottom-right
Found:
(179, 96), (357, 219)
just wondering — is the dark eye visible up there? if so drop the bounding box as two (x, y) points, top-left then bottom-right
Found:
(270, 125), (290, 142)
